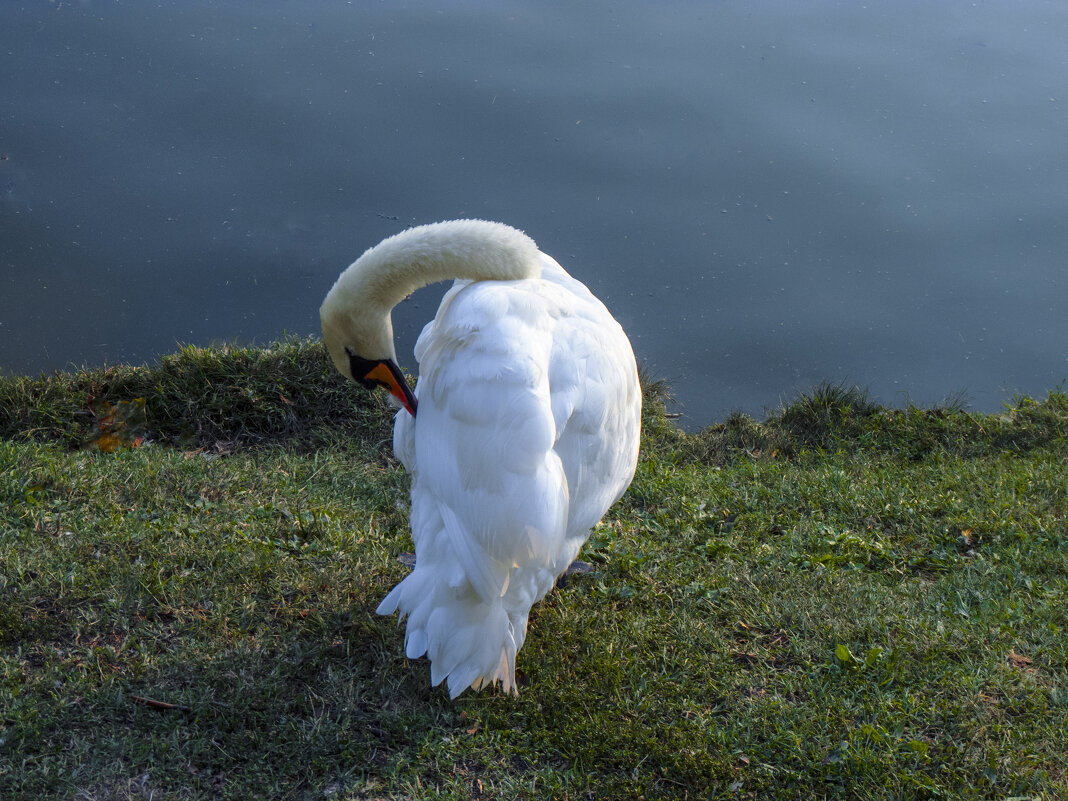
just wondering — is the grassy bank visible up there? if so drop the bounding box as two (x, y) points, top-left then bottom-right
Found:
(2, 341), (1066, 800)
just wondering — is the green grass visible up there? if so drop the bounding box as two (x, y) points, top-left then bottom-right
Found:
(1, 344), (1066, 799)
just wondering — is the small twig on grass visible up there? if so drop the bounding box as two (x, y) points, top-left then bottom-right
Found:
(129, 694), (193, 713)
(963, 411), (986, 433)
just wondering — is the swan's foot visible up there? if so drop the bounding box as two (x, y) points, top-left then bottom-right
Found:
(556, 559), (594, 588)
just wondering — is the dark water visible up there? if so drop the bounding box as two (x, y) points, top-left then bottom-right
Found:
(2, 1), (1066, 427)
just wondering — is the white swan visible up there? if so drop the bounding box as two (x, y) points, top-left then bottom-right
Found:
(320, 220), (641, 697)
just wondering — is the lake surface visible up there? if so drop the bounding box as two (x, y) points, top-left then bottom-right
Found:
(2, 1), (1066, 428)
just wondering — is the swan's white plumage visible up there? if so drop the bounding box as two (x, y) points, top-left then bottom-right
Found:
(321, 220), (640, 698)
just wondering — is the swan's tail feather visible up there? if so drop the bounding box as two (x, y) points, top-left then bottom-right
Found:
(377, 566), (521, 698)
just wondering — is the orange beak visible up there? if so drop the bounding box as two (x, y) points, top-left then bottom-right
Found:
(364, 360), (418, 417)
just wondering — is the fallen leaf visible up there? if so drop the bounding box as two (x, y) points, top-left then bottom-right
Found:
(1007, 651), (1033, 668)
(84, 398), (147, 451)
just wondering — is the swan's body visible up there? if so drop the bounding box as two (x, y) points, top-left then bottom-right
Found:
(320, 220), (641, 697)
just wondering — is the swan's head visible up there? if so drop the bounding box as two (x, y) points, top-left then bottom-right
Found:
(320, 266), (418, 417)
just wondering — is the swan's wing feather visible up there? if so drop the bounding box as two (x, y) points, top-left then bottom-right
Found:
(411, 281), (570, 586)
(539, 256), (642, 544)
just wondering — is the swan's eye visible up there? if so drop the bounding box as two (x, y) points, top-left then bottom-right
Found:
(346, 349), (381, 388)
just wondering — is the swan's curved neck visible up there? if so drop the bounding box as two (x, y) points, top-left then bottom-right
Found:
(320, 220), (542, 368)
(355, 219), (541, 311)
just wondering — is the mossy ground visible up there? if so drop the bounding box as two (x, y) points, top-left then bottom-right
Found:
(2, 342), (1066, 799)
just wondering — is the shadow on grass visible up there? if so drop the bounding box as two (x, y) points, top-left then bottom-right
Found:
(11, 597), (471, 800)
